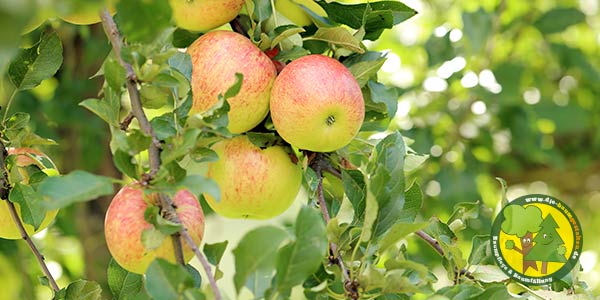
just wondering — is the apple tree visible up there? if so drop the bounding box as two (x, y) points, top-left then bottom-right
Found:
(0, 0), (596, 299)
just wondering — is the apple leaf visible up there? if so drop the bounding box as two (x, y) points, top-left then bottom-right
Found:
(233, 226), (289, 295)
(150, 113), (178, 140)
(377, 221), (429, 254)
(203, 241), (228, 266)
(60, 280), (103, 300)
(274, 46), (310, 62)
(368, 80), (398, 119)
(367, 132), (406, 238)
(79, 86), (122, 127)
(161, 128), (201, 165)
(112, 150), (138, 179)
(8, 183), (47, 230)
(268, 207), (328, 298)
(172, 29), (203, 49)
(341, 169), (366, 223)
(468, 235), (493, 265)
(397, 181), (423, 223)
(270, 25), (305, 49)
(107, 258), (143, 300)
(348, 58), (386, 87)
(168, 51), (192, 82)
(144, 206), (182, 235)
(145, 259), (195, 300)
(424, 218), (466, 275)
(305, 27), (365, 54)
(115, 0), (172, 43)
(178, 175), (220, 202)
(534, 7), (585, 34)
(103, 58), (126, 91)
(39, 170), (114, 209)
(8, 31), (63, 91)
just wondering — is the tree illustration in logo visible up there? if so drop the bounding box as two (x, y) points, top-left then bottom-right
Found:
(524, 213), (567, 274)
(501, 205), (543, 273)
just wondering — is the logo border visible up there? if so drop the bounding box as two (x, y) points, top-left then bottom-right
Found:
(491, 194), (583, 285)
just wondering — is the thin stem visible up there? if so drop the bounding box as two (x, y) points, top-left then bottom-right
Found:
(2, 89), (18, 124)
(100, 11), (222, 299)
(415, 230), (444, 256)
(310, 153), (354, 297)
(0, 142), (59, 292)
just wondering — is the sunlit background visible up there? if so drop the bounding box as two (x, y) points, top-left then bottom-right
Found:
(0, 0), (599, 298)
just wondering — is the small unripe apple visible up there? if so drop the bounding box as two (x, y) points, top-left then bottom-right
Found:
(205, 136), (302, 219)
(188, 31), (277, 134)
(169, 0), (245, 32)
(275, 0), (326, 27)
(270, 54), (365, 152)
(0, 148), (59, 239)
(104, 185), (205, 274)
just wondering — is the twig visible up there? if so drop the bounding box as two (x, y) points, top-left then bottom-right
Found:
(119, 112), (134, 131)
(309, 153), (355, 297)
(0, 142), (60, 292)
(415, 230), (444, 256)
(100, 10), (222, 300)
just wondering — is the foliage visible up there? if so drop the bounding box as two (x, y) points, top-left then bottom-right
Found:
(0, 0), (598, 299)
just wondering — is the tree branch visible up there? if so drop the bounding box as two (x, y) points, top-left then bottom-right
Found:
(0, 141), (60, 292)
(100, 10), (221, 299)
(309, 153), (355, 298)
(415, 230), (444, 256)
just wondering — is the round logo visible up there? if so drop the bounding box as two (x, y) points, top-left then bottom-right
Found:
(491, 194), (583, 285)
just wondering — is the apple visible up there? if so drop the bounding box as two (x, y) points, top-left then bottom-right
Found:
(269, 54), (365, 152)
(204, 136), (302, 219)
(0, 148), (59, 240)
(169, 0), (245, 32)
(57, 0), (115, 25)
(104, 185), (205, 274)
(275, 0), (326, 27)
(188, 31), (277, 134)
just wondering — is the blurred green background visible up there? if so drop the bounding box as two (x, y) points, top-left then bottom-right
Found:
(0, 0), (599, 298)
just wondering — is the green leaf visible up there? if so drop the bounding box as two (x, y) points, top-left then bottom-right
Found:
(271, 207), (328, 297)
(150, 113), (178, 140)
(436, 283), (483, 299)
(397, 181), (422, 223)
(246, 132), (279, 148)
(224, 73), (244, 99)
(316, 1), (417, 40)
(378, 222), (428, 254)
(274, 46), (310, 62)
(368, 80), (398, 118)
(144, 206), (182, 235)
(115, 0), (173, 43)
(140, 84), (171, 109)
(141, 227), (167, 251)
(63, 280), (102, 300)
(360, 186), (379, 242)
(203, 241), (228, 266)
(79, 86), (122, 127)
(347, 57), (386, 87)
(145, 259), (195, 299)
(178, 175), (220, 201)
(270, 25), (305, 49)
(341, 169), (366, 222)
(368, 132), (406, 238)
(233, 226), (289, 294)
(168, 51), (192, 82)
(8, 183), (47, 230)
(40, 170), (114, 209)
(469, 265), (509, 283)
(107, 258), (143, 300)
(104, 58), (126, 91)
(425, 32), (453, 67)
(161, 128), (201, 165)
(305, 27), (364, 54)
(113, 150), (138, 179)
(8, 31), (63, 91)
(534, 7), (586, 34)
(172, 28), (203, 49)
(462, 8), (492, 53)
(465, 284), (511, 300)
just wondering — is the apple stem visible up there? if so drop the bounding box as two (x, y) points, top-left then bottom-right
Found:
(0, 142), (60, 293)
(310, 153), (355, 295)
(100, 10), (223, 300)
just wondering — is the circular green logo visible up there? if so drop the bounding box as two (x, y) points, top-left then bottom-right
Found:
(491, 194), (583, 285)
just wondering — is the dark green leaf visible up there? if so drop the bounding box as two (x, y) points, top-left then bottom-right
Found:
(9, 183), (46, 230)
(534, 7), (586, 34)
(271, 207), (328, 297)
(274, 46), (310, 62)
(462, 8), (492, 52)
(145, 259), (195, 299)
(342, 169), (366, 222)
(224, 73), (244, 99)
(246, 132), (279, 148)
(368, 132), (406, 238)
(113, 150), (138, 179)
(8, 31), (62, 91)
(397, 181), (422, 223)
(108, 258), (143, 300)
(172, 29), (203, 48)
(185, 265), (202, 288)
(63, 280), (102, 300)
(40, 170), (114, 209)
(425, 32), (453, 67)
(168, 51), (193, 82)
(150, 113), (178, 140)
(115, 0), (172, 43)
(203, 241), (228, 266)
(233, 226), (289, 294)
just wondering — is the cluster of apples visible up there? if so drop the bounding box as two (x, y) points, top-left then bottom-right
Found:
(102, 1), (364, 274)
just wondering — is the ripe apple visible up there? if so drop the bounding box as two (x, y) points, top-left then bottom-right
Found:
(0, 148), (59, 239)
(205, 136), (302, 219)
(169, 0), (245, 32)
(104, 185), (205, 274)
(57, 0), (115, 25)
(188, 31), (277, 134)
(269, 54), (365, 152)
(275, 0), (326, 27)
